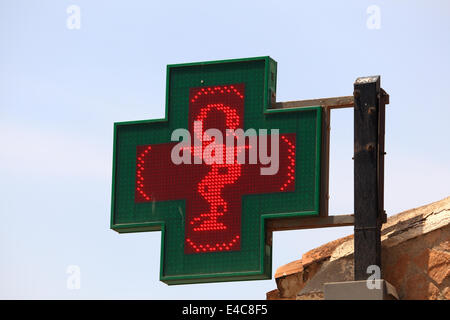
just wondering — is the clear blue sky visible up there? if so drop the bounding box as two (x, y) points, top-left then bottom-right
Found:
(1, 0), (449, 299)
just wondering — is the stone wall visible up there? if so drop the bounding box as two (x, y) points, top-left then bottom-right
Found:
(267, 196), (450, 300)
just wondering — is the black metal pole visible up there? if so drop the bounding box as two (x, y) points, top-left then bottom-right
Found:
(353, 76), (385, 281)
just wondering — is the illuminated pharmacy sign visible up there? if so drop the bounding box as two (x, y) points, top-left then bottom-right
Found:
(111, 57), (323, 284)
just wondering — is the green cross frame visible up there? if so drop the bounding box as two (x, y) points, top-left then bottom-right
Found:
(110, 56), (324, 285)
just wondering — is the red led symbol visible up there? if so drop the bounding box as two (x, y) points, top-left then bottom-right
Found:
(135, 83), (297, 254)
(136, 146), (152, 201)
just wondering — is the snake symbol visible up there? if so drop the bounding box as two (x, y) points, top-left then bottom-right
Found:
(189, 103), (242, 232)
(193, 163), (241, 231)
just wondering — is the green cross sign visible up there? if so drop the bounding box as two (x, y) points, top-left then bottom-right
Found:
(111, 57), (323, 284)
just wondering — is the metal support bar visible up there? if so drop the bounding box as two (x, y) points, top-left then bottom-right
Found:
(266, 214), (354, 233)
(265, 214), (354, 247)
(353, 76), (385, 281)
(273, 96), (354, 110)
